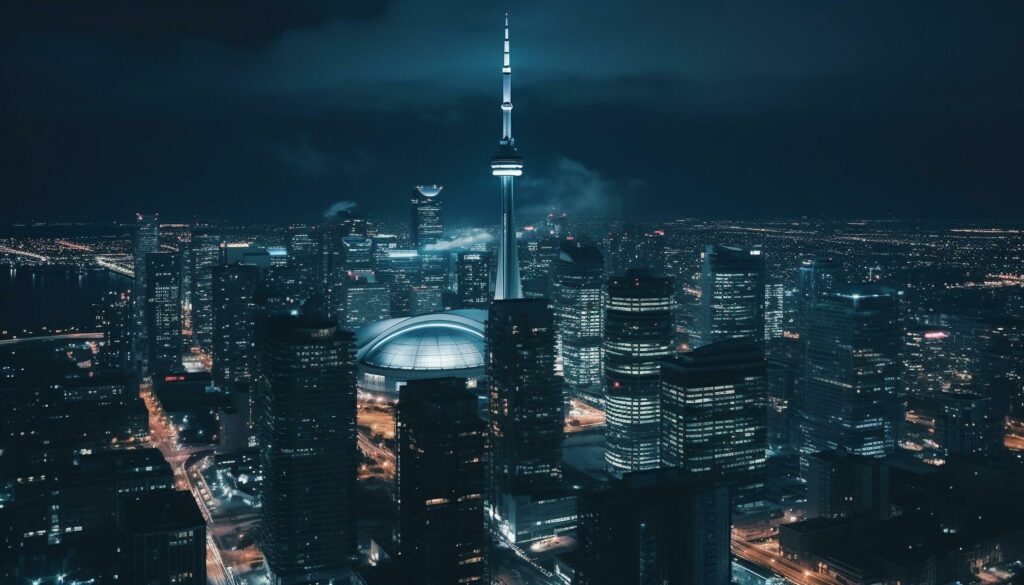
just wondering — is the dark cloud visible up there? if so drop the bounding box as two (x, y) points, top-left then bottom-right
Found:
(2, 0), (1022, 222)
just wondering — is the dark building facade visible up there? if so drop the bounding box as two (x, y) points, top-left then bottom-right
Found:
(189, 230), (222, 354)
(935, 391), (1000, 458)
(133, 212), (160, 372)
(122, 490), (207, 585)
(805, 451), (890, 521)
(397, 378), (487, 584)
(97, 290), (132, 371)
(604, 269), (674, 474)
(287, 225), (322, 303)
(145, 251), (182, 375)
(574, 469), (731, 585)
(212, 262), (260, 391)
(256, 315), (357, 584)
(487, 299), (571, 543)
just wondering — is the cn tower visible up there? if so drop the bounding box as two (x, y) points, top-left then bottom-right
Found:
(491, 14), (523, 300)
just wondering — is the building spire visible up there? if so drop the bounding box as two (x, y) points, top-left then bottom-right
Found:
(491, 13), (524, 300)
(501, 13), (513, 143)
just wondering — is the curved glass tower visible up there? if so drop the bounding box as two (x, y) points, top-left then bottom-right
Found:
(491, 15), (523, 300)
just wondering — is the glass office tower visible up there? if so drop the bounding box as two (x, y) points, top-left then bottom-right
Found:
(552, 239), (606, 397)
(661, 339), (768, 508)
(696, 244), (766, 348)
(800, 285), (903, 461)
(604, 269), (674, 474)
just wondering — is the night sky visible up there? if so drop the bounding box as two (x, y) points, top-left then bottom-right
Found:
(3, 1), (1023, 223)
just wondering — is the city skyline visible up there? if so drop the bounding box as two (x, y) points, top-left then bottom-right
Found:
(2, 5), (1024, 585)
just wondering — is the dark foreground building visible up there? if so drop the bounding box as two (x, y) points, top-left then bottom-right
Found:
(487, 299), (575, 543)
(257, 314), (357, 584)
(123, 490), (207, 585)
(397, 377), (487, 584)
(574, 468), (731, 585)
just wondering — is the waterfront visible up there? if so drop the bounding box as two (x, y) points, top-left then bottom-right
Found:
(1, 265), (131, 338)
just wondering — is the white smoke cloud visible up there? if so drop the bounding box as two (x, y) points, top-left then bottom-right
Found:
(323, 200), (358, 217)
(519, 156), (628, 220)
(422, 228), (494, 252)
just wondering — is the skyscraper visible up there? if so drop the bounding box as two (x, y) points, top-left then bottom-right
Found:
(378, 249), (420, 317)
(410, 184), (444, 247)
(487, 299), (571, 543)
(144, 251), (182, 375)
(457, 251), (492, 309)
(766, 335), (802, 451)
(212, 262), (260, 391)
(520, 234), (558, 299)
(287, 225), (322, 302)
(660, 339), (767, 509)
(491, 15), (523, 301)
(552, 238), (605, 397)
(189, 229), (221, 354)
(794, 255), (841, 336)
(696, 244), (766, 348)
(764, 282), (785, 342)
(339, 277), (391, 329)
(604, 269), (674, 473)
(133, 212), (159, 372)
(800, 285), (903, 461)
(256, 315), (357, 584)
(397, 378), (487, 584)
(574, 469), (731, 585)
(96, 290), (131, 371)
(323, 209), (369, 319)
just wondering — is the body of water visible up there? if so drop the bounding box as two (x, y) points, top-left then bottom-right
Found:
(1, 265), (132, 337)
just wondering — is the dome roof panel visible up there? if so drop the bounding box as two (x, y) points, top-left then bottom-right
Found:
(361, 321), (485, 371)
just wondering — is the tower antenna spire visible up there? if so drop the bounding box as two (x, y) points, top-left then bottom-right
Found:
(491, 13), (524, 300)
(501, 12), (513, 143)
